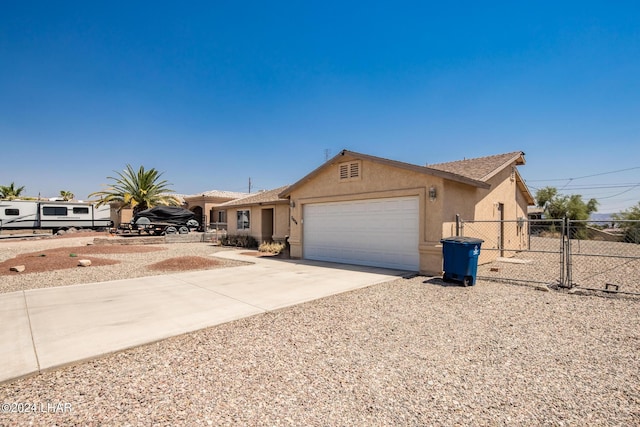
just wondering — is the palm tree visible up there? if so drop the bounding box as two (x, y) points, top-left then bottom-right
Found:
(59, 190), (74, 201)
(89, 165), (181, 215)
(0, 182), (26, 200)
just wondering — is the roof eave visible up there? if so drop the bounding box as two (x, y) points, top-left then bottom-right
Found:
(515, 169), (536, 206)
(480, 151), (526, 181)
(280, 149), (491, 196)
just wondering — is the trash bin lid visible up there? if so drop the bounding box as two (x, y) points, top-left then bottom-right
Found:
(440, 236), (484, 245)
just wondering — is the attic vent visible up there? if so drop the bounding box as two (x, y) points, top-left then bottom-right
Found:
(340, 164), (349, 179)
(339, 160), (362, 181)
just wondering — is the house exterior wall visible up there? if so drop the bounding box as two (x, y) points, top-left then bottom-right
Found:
(286, 156), (458, 275)
(225, 203), (289, 244)
(286, 153), (531, 275)
(461, 167), (531, 264)
(184, 196), (237, 229)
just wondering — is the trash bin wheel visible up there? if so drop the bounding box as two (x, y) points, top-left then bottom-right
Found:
(463, 276), (473, 287)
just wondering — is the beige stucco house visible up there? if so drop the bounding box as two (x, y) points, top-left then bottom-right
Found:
(183, 190), (249, 229)
(279, 149), (535, 275)
(219, 185), (291, 244)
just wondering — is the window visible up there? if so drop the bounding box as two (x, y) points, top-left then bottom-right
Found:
(237, 210), (250, 230)
(43, 207), (68, 216)
(218, 211), (227, 223)
(4, 209), (19, 216)
(339, 160), (361, 181)
(73, 207), (89, 214)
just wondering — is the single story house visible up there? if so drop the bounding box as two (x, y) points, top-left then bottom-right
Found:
(218, 185), (291, 244)
(183, 190), (249, 228)
(279, 149), (535, 275)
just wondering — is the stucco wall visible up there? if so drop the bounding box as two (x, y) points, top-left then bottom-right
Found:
(286, 155), (458, 275)
(462, 167), (530, 264)
(225, 204), (289, 244)
(286, 153), (532, 275)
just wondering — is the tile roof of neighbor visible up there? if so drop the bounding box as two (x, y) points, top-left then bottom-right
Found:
(187, 190), (250, 199)
(220, 185), (291, 207)
(427, 151), (525, 182)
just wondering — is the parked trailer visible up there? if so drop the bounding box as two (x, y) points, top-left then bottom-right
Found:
(0, 200), (112, 232)
(126, 206), (198, 235)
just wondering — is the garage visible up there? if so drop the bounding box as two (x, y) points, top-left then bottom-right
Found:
(303, 196), (419, 271)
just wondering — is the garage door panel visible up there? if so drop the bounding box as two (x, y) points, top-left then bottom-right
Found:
(303, 197), (419, 271)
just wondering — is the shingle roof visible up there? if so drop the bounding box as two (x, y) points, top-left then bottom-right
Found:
(427, 151), (525, 182)
(220, 185), (291, 207)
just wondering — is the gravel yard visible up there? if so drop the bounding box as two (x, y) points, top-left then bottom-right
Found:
(0, 233), (639, 425)
(0, 232), (249, 294)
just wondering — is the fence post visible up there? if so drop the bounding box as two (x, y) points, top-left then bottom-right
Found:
(456, 214), (461, 236)
(565, 217), (574, 288)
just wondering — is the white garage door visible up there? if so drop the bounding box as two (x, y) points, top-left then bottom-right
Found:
(303, 196), (419, 271)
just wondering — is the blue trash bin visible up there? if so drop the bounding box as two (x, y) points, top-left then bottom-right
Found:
(440, 237), (484, 286)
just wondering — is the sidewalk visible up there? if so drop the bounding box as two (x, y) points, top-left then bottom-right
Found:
(0, 251), (404, 384)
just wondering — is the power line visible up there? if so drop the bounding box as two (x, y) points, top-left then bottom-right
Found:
(526, 166), (640, 182)
(593, 183), (640, 200)
(529, 183), (640, 191)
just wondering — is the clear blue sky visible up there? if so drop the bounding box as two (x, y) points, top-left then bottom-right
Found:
(1, 1), (639, 213)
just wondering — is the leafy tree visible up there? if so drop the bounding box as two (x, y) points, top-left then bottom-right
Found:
(535, 186), (598, 239)
(89, 165), (181, 215)
(59, 190), (74, 201)
(535, 186), (598, 221)
(612, 202), (640, 243)
(0, 182), (25, 200)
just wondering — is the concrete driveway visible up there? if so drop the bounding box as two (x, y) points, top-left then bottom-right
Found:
(0, 251), (405, 384)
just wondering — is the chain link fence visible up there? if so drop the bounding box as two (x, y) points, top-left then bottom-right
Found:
(567, 220), (640, 294)
(458, 218), (640, 295)
(458, 218), (565, 286)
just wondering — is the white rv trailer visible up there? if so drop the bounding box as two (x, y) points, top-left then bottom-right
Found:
(0, 200), (112, 232)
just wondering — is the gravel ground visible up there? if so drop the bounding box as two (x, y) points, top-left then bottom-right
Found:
(0, 233), (248, 294)
(0, 234), (639, 425)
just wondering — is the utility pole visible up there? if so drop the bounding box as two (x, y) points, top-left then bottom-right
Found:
(248, 177), (252, 193)
(324, 149), (331, 162)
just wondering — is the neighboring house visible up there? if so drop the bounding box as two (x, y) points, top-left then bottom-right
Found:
(183, 190), (250, 228)
(111, 190), (249, 229)
(280, 149), (535, 275)
(219, 185), (291, 244)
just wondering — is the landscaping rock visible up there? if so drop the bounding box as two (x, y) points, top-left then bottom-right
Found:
(10, 265), (25, 273)
(78, 259), (92, 267)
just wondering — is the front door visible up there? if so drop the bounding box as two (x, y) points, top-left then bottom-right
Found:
(261, 208), (274, 242)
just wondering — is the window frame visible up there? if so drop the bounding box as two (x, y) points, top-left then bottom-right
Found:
(236, 209), (250, 230)
(43, 206), (68, 216)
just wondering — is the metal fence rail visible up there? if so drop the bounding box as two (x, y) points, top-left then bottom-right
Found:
(459, 218), (565, 286)
(567, 220), (640, 294)
(459, 217), (640, 294)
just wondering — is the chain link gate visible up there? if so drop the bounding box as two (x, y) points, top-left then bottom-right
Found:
(457, 217), (640, 294)
(566, 219), (640, 295)
(457, 217), (566, 286)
